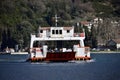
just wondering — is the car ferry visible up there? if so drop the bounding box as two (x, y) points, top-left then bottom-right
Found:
(28, 15), (90, 62)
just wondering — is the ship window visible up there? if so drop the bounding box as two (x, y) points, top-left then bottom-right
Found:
(40, 30), (43, 33)
(52, 30), (55, 34)
(56, 30), (58, 34)
(67, 30), (70, 33)
(60, 30), (62, 34)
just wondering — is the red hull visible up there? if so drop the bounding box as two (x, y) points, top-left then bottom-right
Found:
(45, 52), (75, 61)
(27, 52), (91, 62)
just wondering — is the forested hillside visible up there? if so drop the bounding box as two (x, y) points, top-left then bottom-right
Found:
(0, 0), (120, 50)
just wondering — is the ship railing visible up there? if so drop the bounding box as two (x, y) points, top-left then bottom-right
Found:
(74, 33), (85, 37)
(31, 33), (38, 38)
(35, 33), (85, 38)
(31, 33), (36, 35)
(85, 47), (90, 54)
(30, 47), (42, 53)
(31, 33), (44, 38)
(37, 33), (43, 37)
(76, 46), (90, 53)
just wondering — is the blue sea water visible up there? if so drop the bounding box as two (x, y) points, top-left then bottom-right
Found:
(0, 53), (120, 80)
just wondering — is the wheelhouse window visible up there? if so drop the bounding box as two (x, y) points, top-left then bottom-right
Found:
(67, 30), (70, 33)
(60, 30), (62, 34)
(52, 29), (62, 34)
(52, 30), (55, 34)
(40, 30), (43, 33)
(56, 30), (58, 34)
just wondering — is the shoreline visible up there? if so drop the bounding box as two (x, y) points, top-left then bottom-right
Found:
(91, 51), (120, 53)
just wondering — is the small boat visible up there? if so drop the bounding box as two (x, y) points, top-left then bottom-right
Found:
(28, 15), (90, 62)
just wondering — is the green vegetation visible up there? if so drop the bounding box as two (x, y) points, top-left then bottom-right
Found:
(0, 0), (119, 50)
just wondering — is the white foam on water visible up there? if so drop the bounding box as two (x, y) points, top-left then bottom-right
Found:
(29, 59), (96, 66)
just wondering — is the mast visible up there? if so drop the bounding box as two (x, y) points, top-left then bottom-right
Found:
(54, 14), (60, 27)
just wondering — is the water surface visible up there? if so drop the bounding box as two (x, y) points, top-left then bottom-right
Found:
(0, 53), (120, 80)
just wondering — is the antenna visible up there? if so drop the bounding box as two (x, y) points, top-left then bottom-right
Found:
(54, 14), (60, 27)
